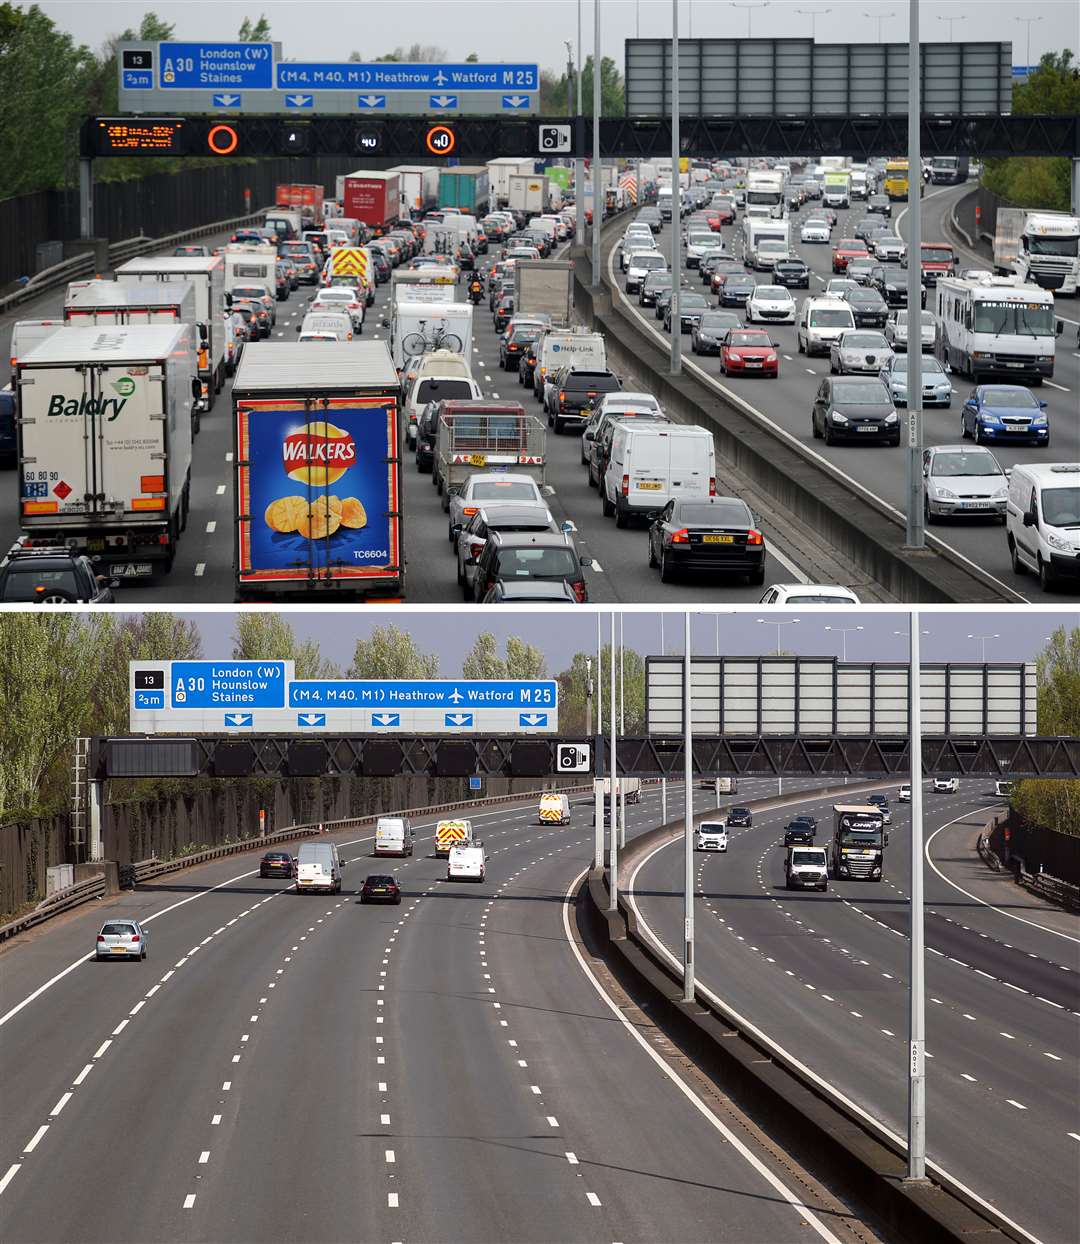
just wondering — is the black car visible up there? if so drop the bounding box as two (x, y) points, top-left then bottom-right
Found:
(493, 296), (515, 333)
(783, 815), (817, 846)
(718, 275), (757, 307)
(691, 310), (742, 355)
(867, 193), (892, 217)
(710, 258), (750, 295)
(637, 207), (663, 233)
(664, 291), (710, 334)
(414, 401), (441, 472)
(727, 807), (753, 828)
(654, 285), (676, 321)
(490, 278), (515, 312)
(549, 368), (621, 435)
(499, 323), (539, 371)
(473, 530), (588, 603)
(640, 271), (674, 308)
(0, 543), (117, 603)
(772, 259), (810, 289)
(648, 496), (766, 585)
(843, 286), (890, 328)
(361, 874), (402, 905)
(811, 376), (899, 446)
(259, 851), (294, 878)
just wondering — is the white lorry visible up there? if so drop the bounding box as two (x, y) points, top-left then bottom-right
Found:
(115, 255), (226, 409)
(744, 218), (790, 269)
(934, 276), (1062, 383)
(487, 158), (538, 205)
(513, 260), (573, 325)
(993, 209), (1080, 296)
(15, 324), (196, 577)
(745, 171), (785, 219)
(600, 777), (642, 804)
(64, 280), (197, 328)
(387, 165), (440, 218)
(509, 173), (560, 216)
(391, 301), (473, 372)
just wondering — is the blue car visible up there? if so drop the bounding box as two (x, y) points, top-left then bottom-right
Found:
(960, 385), (1049, 446)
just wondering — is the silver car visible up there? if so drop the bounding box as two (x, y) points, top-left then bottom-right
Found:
(830, 330), (894, 375)
(884, 309), (937, 353)
(922, 445), (1008, 522)
(448, 472), (545, 547)
(879, 353), (953, 407)
(96, 919), (148, 960)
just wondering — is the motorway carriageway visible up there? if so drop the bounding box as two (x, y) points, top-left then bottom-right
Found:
(611, 181), (1080, 605)
(0, 779), (882, 1244)
(630, 777), (1080, 1244)
(0, 223), (825, 603)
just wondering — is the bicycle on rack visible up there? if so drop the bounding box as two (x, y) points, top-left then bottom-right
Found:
(402, 319), (465, 357)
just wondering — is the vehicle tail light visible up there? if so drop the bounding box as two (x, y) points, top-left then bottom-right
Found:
(621, 474), (629, 497)
(709, 476), (716, 497)
(571, 579), (587, 602)
(670, 528), (690, 544)
(97, 934), (105, 941)
(462, 505), (478, 518)
(469, 540), (484, 558)
(747, 529), (764, 546)
(130, 934), (140, 942)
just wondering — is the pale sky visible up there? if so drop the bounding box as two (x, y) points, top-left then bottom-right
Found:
(38, 0), (1080, 73)
(165, 609), (1079, 671)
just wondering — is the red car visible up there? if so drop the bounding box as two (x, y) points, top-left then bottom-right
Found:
(832, 239), (870, 272)
(706, 209), (733, 231)
(718, 329), (779, 377)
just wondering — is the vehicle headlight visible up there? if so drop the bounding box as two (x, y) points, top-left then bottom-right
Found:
(935, 487), (956, 499)
(884, 410), (898, 424)
(831, 411), (848, 423)
(980, 412), (1001, 423)
(766, 353), (777, 362)
(992, 487), (1008, 500)
(728, 351), (742, 361)
(1047, 531), (1071, 551)
(1033, 414), (1048, 425)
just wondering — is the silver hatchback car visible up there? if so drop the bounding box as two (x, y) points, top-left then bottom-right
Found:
(96, 919), (148, 960)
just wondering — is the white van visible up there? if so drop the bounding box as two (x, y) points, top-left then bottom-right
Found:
(1005, 462), (1080, 590)
(534, 330), (607, 404)
(295, 841), (342, 894)
(602, 420), (715, 527)
(435, 818), (474, 856)
(447, 842), (486, 882)
(375, 816), (415, 857)
(538, 792), (571, 825)
(298, 311), (353, 342)
(797, 297), (857, 357)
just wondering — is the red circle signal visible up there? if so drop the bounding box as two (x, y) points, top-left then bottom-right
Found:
(425, 124), (456, 156)
(207, 124), (239, 156)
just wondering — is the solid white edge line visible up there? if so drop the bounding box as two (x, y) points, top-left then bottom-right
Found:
(625, 828), (1046, 1244)
(925, 810), (1080, 946)
(560, 867), (844, 1244)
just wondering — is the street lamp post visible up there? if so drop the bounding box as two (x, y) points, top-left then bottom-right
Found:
(967, 633), (1000, 663)
(670, 0), (682, 375)
(823, 623), (864, 662)
(660, 614), (668, 823)
(608, 612), (618, 912)
(905, 0), (925, 550)
(730, 0), (770, 38)
(594, 613), (604, 869)
(794, 7), (831, 39)
(575, 0), (585, 266)
(907, 615), (926, 1182)
(683, 611), (695, 1003)
(754, 616), (800, 655)
(1015, 16), (1043, 72)
(619, 613), (626, 849)
(591, 0), (602, 289)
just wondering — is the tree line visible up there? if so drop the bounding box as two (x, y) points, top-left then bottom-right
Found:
(0, 614), (643, 823)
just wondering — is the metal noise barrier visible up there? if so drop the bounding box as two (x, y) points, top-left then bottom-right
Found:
(0, 782), (596, 944)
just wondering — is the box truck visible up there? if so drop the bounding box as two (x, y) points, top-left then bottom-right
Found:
(232, 341), (404, 600)
(275, 183), (325, 226)
(513, 261), (573, 325)
(115, 255), (226, 409)
(508, 173), (558, 215)
(64, 280), (197, 328)
(439, 167), (490, 215)
(343, 171), (400, 237)
(388, 165), (439, 218)
(16, 324), (196, 577)
(487, 158), (538, 204)
(391, 300), (473, 371)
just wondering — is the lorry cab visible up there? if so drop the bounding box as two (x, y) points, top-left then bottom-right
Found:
(538, 792), (571, 826)
(447, 842), (486, 882)
(375, 817), (414, 857)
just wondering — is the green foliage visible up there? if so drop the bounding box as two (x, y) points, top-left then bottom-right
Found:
(558, 644), (645, 735)
(1012, 626), (1080, 837)
(231, 614), (339, 680)
(982, 51), (1080, 212)
(237, 15), (271, 41)
(462, 633), (546, 679)
(366, 43), (448, 64)
(542, 56), (624, 116)
(346, 625), (439, 679)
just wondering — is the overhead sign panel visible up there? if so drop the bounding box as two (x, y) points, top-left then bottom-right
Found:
(129, 663), (557, 734)
(117, 42), (537, 115)
(645, 658), (1037, 738)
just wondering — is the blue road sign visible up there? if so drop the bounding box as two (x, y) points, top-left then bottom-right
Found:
(430, 94), (458, 110)
(123, 71), (153, 90)
(290, 680), (558, 711)
(284, 94), (314, 108)
(371, 712), (401, 728)
(224, 713), (254, 728)
(445, 712), (474, 728)
(502, 95), (531, 109)
(469, 776), (483, 791)
(169, 661), (287, 710)
(519, 712), (549, 728)
(158, 42), (274, 90)
(212, 93), (242, 108)
(134, 690), (164, 710)
(277, 62), (538, 92)
(297, 713), (326, 728)
(357, 94), (386, 109)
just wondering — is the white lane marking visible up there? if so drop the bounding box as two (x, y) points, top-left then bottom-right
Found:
(225, 452), (233, 462)
(563, 869), (845, 1244)
(183, 1194), (196, 1209)
(129, 1000), (145, 1016)
(212, 1114), (222, 1125)
(50, 1092), (72, 1117)
(205, 521), (216, 534)
(378, 1082), (388, 1092)
(23, 1125), (48, 1154)
(111, 1020), (128, 1036)
(586, 1192), (602, 1206)
(566, 1152), (579, 1165)
(1043, 1052), (1062, 1061)
(72, 1063), (93, 1086)
(1006, 1099), (1027, 1110)
(1069, 1133), (1080, 1142)
(926, 812), (1080, 945)
(231, 1054), (241, 1063)
(93, 1040), (111, 1059)
(385, 1149), (396, 1163)
(380, 1113), (391, 1125)
(222, 1081), (231, 1091)
(388, 1193), (399, 1208)
(216, 484), (226, 494)
(1043, 380), (1070, 392)
(194, 563), (206, 577)
(962, 1073), (977, 1082)
(145, 985), (160, 998)
(0, 1165), (20, 1195)
(546, 1116), (559, 1127)
(199, 1151), (210, 1164)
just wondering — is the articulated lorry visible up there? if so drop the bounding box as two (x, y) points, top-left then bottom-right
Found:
(232, 341), (404, 600)
(388, 165), (440, 218)
(993, 208), (1080, 296)
(487, 158), (538, 205)
(829, 804), (886, 881)
(274, 184), (325, 227)
(508, 173), (560, 215)
(16, 324), (197, 577)
(343, 171), (400, 237)
(745, 171), (785, 219)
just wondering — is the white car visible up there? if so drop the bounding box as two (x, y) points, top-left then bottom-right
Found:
(311, 286), (365, 331)
(801, 219), (831, 243)
(758, 583), (861, 605)
(95, 919), (148, 960)
(923, 445), (1008, 523)
(933, 777), (959, 793)
(448, 472), (545, 546)
(695, 820), (729, 851)
(746, 285), (796, 324)
(824, 278), (858, 299)
(874, 237), (906, 262)
(898, 784), (912, 802)
(593, 391), (662, 418)
(620, 237), (655, 272)
(447, 842), (486, 882)
(625, 251), (668, 295)
(830, 330), (893, 376)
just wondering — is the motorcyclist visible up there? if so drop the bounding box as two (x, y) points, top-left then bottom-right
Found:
(468, 275), (483, 304)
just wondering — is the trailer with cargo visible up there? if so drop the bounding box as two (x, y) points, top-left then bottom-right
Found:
(231, 341), (404, 600)
(343, 171), (400, 236)
(513, 260), (573, 326)
(15, 324), (196, 577)
(390, 301), (473, 372)
(829, 805), (886, 881)
(223, 244), (279, 301)
(508, 173), (559, 215)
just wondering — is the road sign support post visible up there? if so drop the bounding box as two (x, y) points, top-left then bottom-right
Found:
(575, 0), (586, 271)
(79, 158), (94, 239)
(670, 0), (682, 375)
(1072, 158), (1080, 218)
(89, 779), (104, 863)
(591, 0), (602, 288)
(907, 617), (927, 1181)
(661, 777), (668, 823)
(608, 613), (618, 911)
(682, 611), (694, 1002)
(905, 0), (925, 550)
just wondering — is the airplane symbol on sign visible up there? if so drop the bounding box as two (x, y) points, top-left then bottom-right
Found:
(433, 70), (449, 85)
(448, 689), (465, 703)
